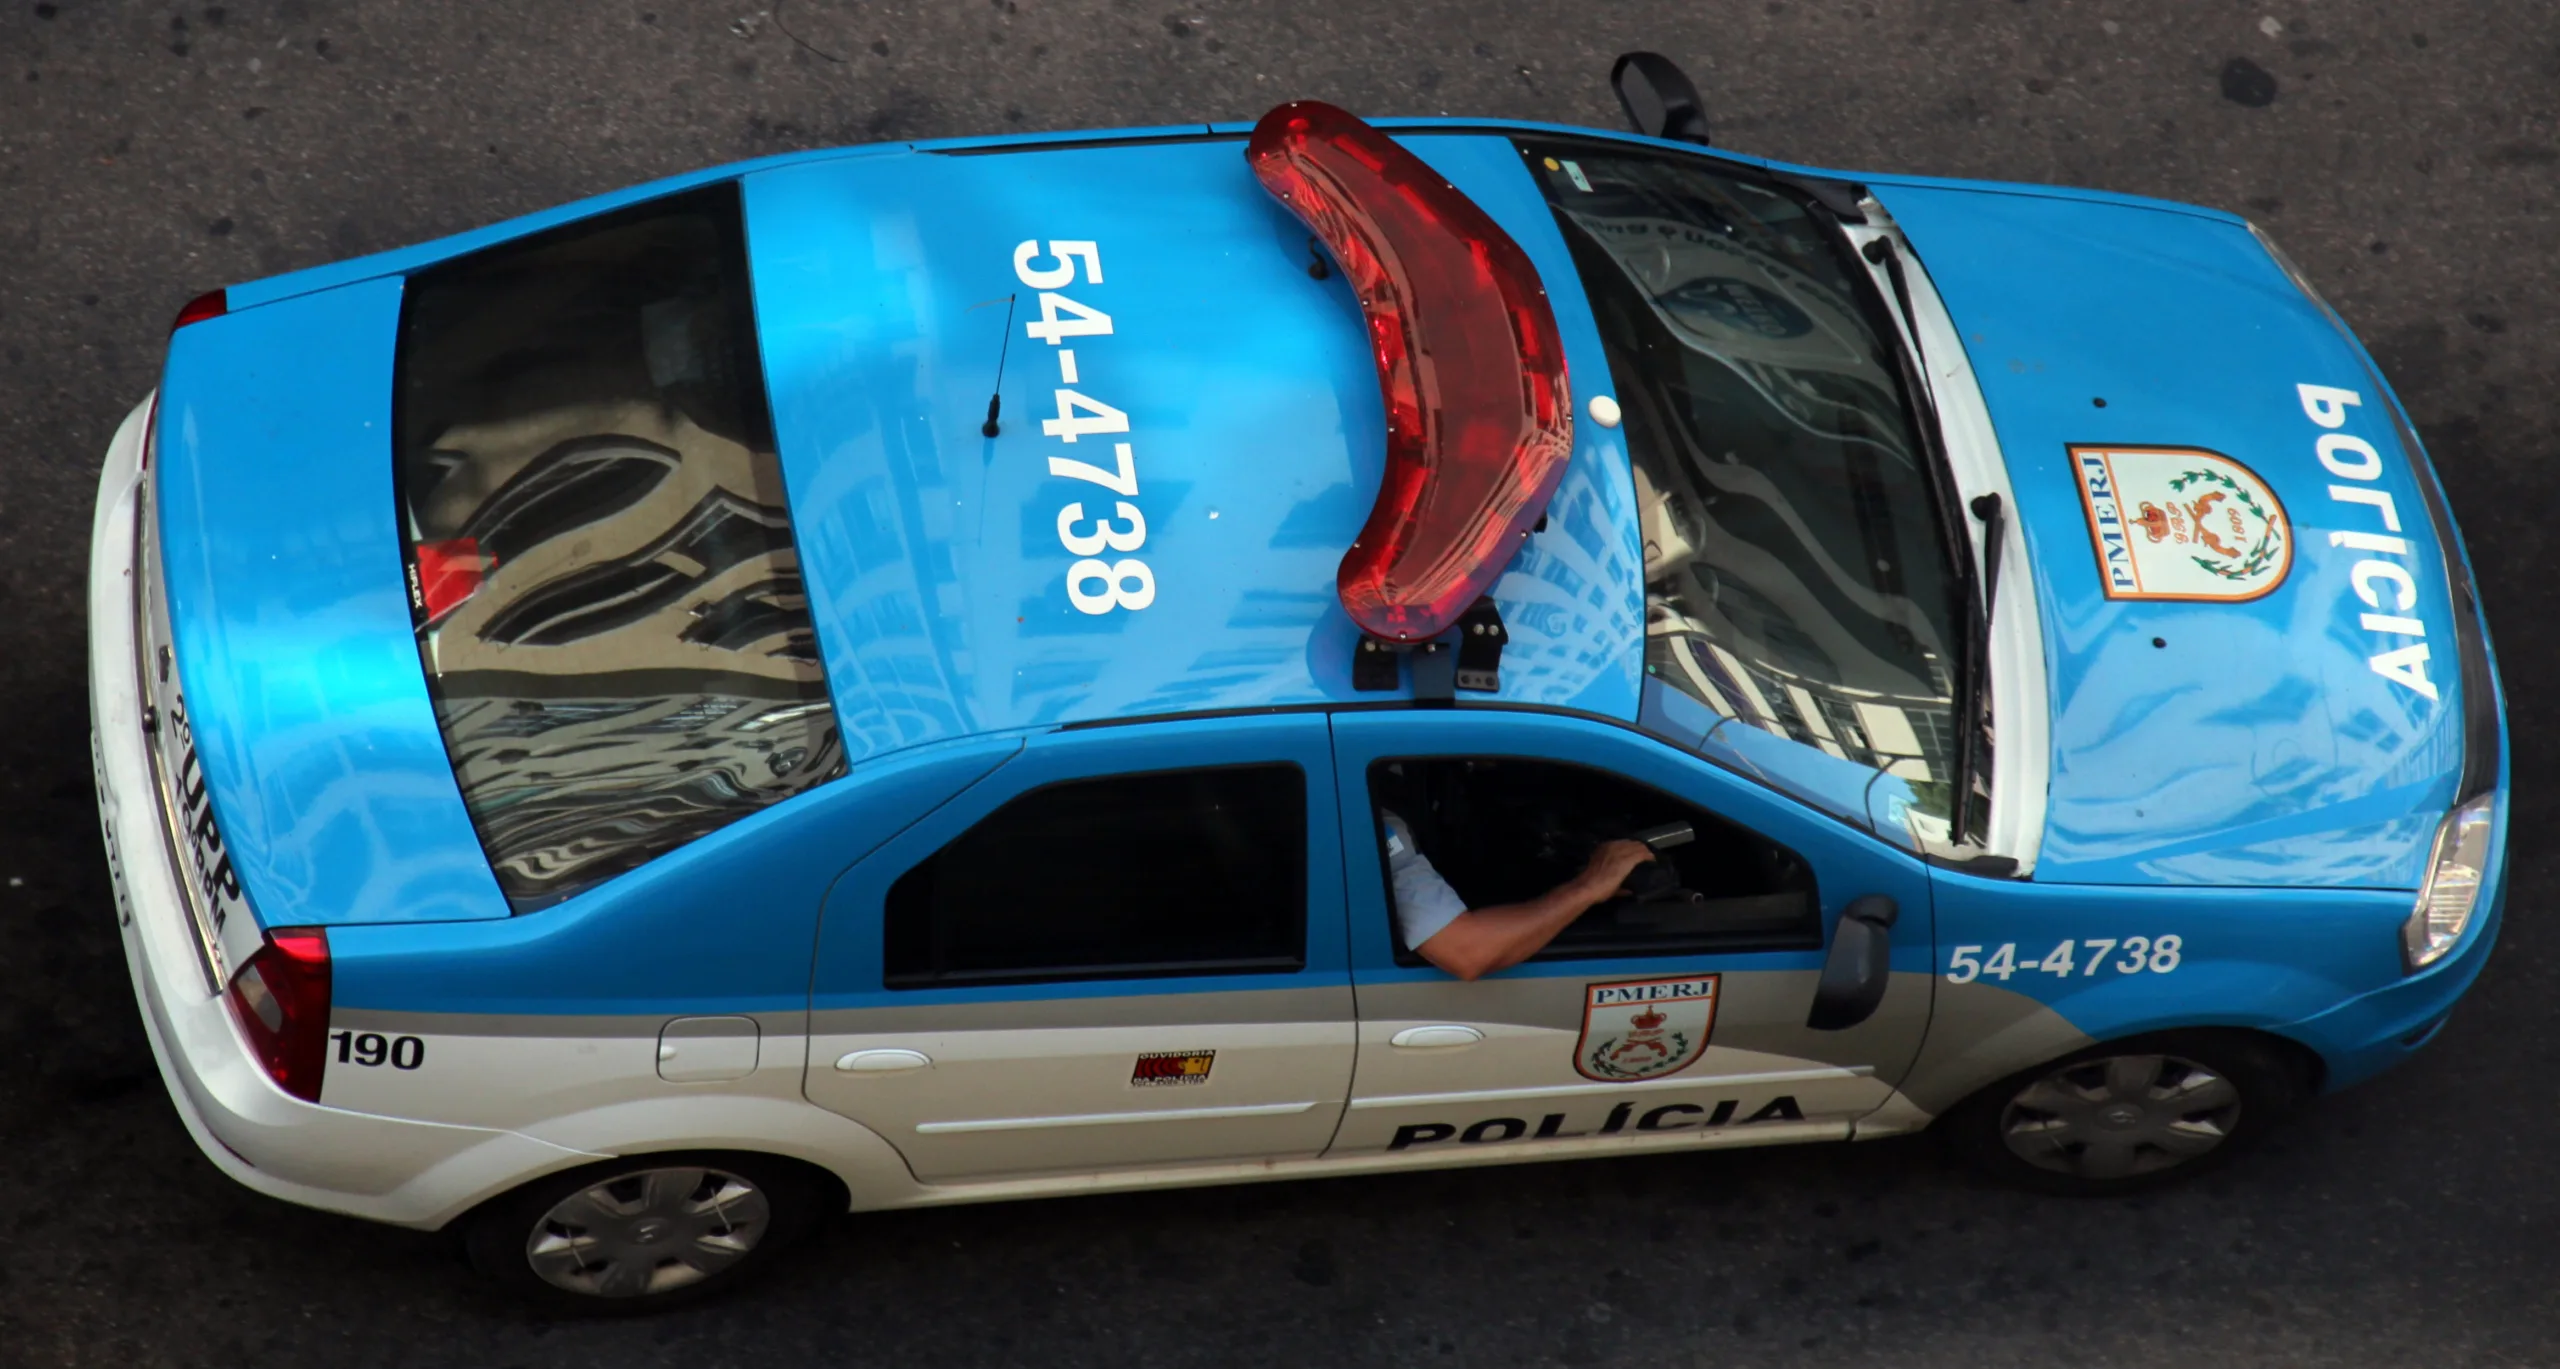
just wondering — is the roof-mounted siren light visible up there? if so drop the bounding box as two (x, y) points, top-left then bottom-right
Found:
(1246, 101), (1574, 680)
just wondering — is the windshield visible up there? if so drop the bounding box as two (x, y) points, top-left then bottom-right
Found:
(1521, 141), (1968, 825)
(394, 182), (844, 911)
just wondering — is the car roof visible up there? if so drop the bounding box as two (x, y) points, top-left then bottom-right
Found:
(740, 130), (1644, 759)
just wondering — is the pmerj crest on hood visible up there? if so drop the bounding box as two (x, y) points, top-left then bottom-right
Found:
(2070, 445), (2293, 602)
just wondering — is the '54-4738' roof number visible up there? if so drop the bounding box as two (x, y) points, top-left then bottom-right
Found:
(1014, 239), (1156, 616)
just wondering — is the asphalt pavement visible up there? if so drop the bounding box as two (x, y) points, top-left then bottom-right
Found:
(5, 2), (2559, 1365)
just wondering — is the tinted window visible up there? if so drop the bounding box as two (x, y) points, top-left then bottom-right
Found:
(1521, 141), (1967, 823)
(885, 766), (1308, 988)
(394, 182), (842, 912)
(1370, 756), (1819, 961)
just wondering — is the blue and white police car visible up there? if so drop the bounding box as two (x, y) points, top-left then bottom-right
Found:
(87, 56), (2505, 1307)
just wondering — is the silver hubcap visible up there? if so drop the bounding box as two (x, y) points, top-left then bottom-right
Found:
(525, 1166), (773, 1298)
(1999, 1053), (2243, 1180)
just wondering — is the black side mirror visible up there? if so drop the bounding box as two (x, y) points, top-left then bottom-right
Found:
(1806, 894), (1899, 1031)
(1610, 52), (1712, 146)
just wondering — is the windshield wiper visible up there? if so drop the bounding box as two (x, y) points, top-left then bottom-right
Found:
(1959, 492), (2006, 846)
(1860, 235), (1930, 371)
(1971, 492), (2005, 631)
(1849, 231), (1992, 847)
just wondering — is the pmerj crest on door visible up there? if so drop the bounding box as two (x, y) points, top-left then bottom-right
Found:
(1576, 975), (1717, 1081)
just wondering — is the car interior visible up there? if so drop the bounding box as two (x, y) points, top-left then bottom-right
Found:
(1368, 756), (1822, 961)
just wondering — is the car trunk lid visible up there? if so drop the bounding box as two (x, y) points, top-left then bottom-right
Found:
(152, 277), (509, 934)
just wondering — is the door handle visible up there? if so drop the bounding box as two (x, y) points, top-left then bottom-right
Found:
(1806, 893), (1900, 1031)
(1390, 1025), (1485, 1050)
(835, 1048), (931, 1073)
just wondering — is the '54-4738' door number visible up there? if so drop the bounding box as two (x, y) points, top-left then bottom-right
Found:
(1945, 936), (2182, 983)
(329, 1030), (424, 1070)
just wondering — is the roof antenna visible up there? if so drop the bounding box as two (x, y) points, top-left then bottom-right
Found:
(981, 292), (1018, 438)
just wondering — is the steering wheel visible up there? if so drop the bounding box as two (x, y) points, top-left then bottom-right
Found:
(1579, 821), (1703, 909)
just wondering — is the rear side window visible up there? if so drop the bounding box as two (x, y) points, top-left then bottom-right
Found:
(394, 182), (842, 912)
(884, 766), (1308, 988)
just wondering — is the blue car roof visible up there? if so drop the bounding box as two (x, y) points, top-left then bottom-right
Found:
(741, 131), (1642, 759)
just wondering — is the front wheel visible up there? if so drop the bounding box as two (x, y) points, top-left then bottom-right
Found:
(465, 1153), (834, 1311)
(1943, 1030), (2314, 1196)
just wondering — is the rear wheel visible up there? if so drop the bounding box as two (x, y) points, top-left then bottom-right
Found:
(465, 1153), (832, 1311)
(1944, 1031), (2312, 1195)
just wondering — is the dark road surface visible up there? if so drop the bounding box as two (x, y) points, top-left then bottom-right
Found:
(6, 3), (2560, 1365)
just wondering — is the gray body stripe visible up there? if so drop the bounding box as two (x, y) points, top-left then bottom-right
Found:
(330, 1008), (808, 1039)
(808, 984), (1353, 1034)
(913, 1101), (1321, 1134)
(1363, 969), (1933, 1069)
(333, 974), (1962, 1056)
(328, 977), (2077, 1114)
(1346, 1064), (1872, 1110)
(336, 986), (1350, 1039)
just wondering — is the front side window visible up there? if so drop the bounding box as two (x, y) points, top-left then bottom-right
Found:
(1369, 757), (1819, 962)
(1521, 141), (1968, 825)
(394, 183), (843, 911)
(884, 765), (1308, 988)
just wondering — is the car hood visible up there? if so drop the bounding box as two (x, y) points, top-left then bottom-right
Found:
(1873, 181), (2470, 887)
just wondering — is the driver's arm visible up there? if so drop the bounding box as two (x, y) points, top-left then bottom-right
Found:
(1391, 822), (1656, 981)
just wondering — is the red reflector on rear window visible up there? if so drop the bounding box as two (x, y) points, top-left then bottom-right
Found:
(412, 537), (492, 623)
(171, 288), (228, 331)
(1247, 101), (1574, 643)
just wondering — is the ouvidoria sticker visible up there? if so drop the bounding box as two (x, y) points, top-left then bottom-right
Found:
(2071, 445), (2292, 601)
(1130, 1050), (1215, 1087)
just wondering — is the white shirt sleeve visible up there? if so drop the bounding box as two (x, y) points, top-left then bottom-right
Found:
(1381, 811), (1470, 950)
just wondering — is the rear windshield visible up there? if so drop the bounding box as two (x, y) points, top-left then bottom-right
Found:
(1520, 141), (1968, 825)
(394, 182), (843, 912)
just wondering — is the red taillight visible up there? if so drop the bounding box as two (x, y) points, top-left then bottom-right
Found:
(1247, 101), (1574, 643)
(171, 288), (228, 331)
(226, 927), (331, 1102)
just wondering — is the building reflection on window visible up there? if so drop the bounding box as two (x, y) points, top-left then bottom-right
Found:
(394, 185), (843, 911)
(1525, 143), (1969, 834)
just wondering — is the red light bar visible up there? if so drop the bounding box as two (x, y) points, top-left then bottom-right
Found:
(171, 288), (228, 331)
(1248, 101), (1574, 643)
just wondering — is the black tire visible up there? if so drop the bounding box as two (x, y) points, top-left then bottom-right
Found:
(463, 1151), (835, 1313)
(1942, 1030), (2314, 1197)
